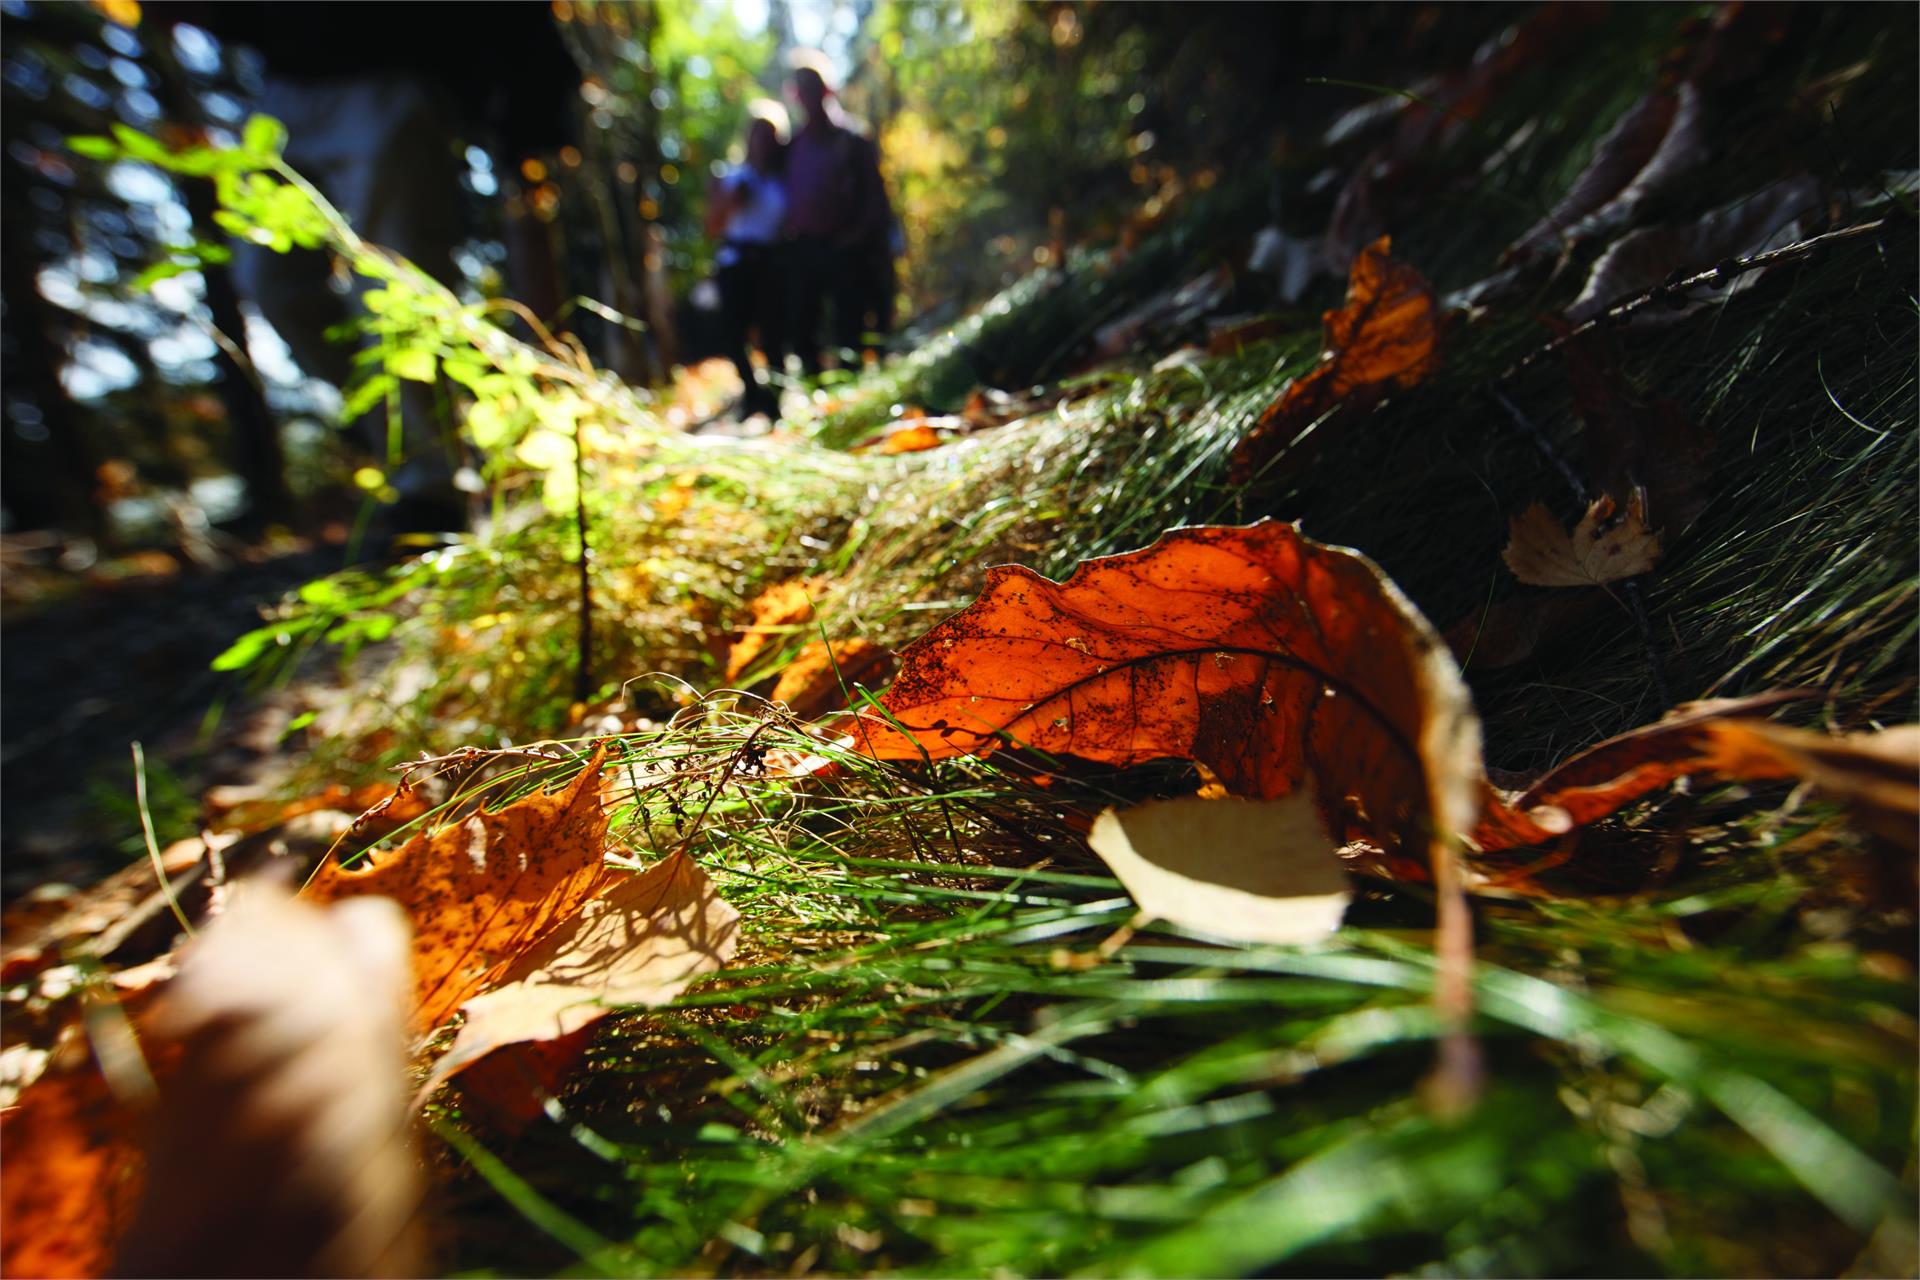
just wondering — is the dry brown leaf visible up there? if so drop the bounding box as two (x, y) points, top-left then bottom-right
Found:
(1562, 81), (1709, 249)
(1086, 794), (1352, 945)
(0, 838), (204, 985)
(1230, 237), (1438, 484)
(960, 387), (1048, 430)
(853, 520), (1481, 876)
(1, 887), (422, 1280)
(428, 850), (739, 1087)
(1507, 88), (1684, 259)
(1567, 174), (1823, 325)
(1564, 329), (1716, 535)
(1393, 4), (1601, 157)
(300, 750), (613, 1040)
(1502, 493), (1661, 588)
(1091, 264), (1233, 360)
(771, 637), (894, 718)
(1445, 590), (1612, 671)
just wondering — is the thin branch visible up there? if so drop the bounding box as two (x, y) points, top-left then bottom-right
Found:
(1494, 218), (1889, 386)
(573, 419), (595, 705)
(1487, 386), (1587, 502)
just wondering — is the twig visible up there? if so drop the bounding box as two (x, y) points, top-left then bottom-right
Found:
(475, 296), (581, 366)
(1494, 218), (1889, 386)
(670, 719), (787, 860)
(572, 419), (594, 705)
(390, 744), (571, 789)
(1487, 385), (1587, 502)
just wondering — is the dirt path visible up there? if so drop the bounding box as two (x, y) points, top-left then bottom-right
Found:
(1, 545), (347, 897)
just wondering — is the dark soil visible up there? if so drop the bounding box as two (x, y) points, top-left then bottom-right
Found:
(0, 544), (346, 897)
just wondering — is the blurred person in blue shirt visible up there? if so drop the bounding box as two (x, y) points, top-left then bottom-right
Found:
(705, 105), (790, 422)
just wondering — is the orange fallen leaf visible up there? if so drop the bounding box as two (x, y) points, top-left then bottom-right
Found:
(874, 422), (948, 454)
(1704, 721), (1919, 853)
(725, 578), (826, 684)
(1502, 493), (1661, 588)
(853, 520), (1481, 873)
(301, 750), (613, 1039)
(427, 850), (739, 1088)
(1230, 237), (1438, 483)
(771, 637), (894, 718)
(1470, 694), (1821, 851)
(0, 1056), (141, 1279)
(852, 527), (1899, 868)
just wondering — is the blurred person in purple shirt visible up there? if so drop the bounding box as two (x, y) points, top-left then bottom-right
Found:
(782, 61), (894, 376)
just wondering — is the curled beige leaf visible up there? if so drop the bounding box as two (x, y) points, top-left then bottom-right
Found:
(1087, 795), (1352, 946)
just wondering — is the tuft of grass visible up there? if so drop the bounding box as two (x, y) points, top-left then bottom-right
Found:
(418, 715), (1914, 1278)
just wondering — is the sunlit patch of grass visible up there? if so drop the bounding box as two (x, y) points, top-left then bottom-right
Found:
(414, 715), (1913, 1278)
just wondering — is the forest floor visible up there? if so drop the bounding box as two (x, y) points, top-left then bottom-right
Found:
(0, 539), (358, 893)
(3, 5), (1917, 1278)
